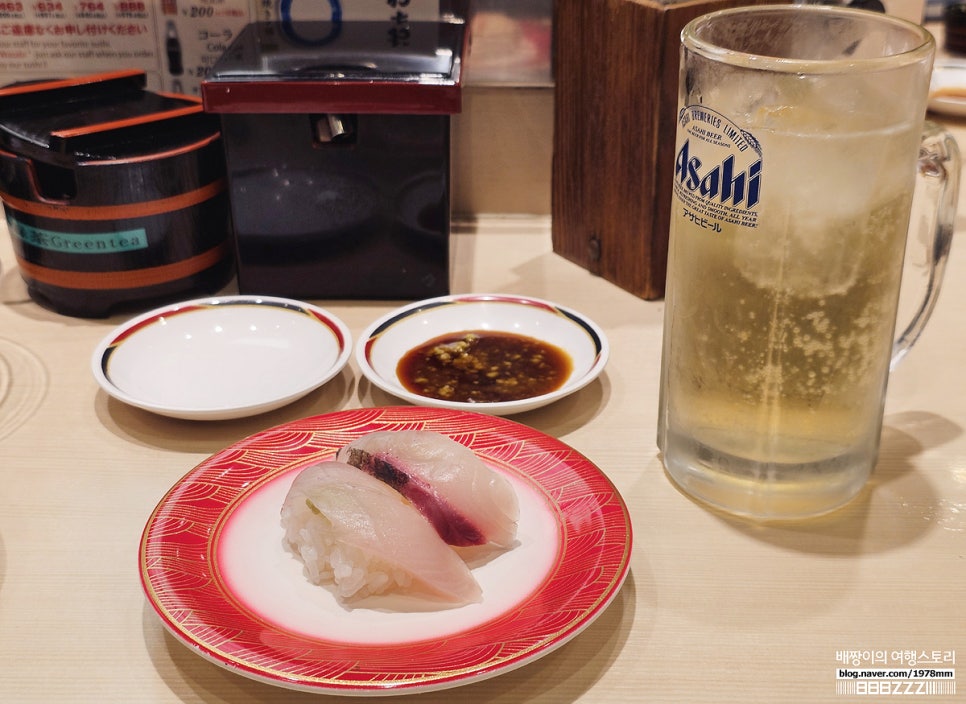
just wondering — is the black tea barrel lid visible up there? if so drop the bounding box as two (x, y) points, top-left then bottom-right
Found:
(0, 70), (220, 168)
(201, 19), (467, 115)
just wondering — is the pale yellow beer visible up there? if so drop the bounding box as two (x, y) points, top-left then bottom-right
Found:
(658, 7), (957, 518)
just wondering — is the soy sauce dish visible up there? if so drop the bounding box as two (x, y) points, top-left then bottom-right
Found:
(92, 295), (352, 420)
(356, 294), (609, 415)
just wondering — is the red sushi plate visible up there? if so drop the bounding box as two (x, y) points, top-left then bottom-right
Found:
(139, 406), (632, 695)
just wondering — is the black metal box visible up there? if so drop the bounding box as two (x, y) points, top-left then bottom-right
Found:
(202, 17), (467, 299)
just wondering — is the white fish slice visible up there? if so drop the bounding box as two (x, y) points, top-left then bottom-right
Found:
(280, 461), (482, 605)
(336, 430), (520, 548)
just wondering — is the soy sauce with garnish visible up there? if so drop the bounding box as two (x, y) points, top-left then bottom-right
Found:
(398, 331), (573, 403)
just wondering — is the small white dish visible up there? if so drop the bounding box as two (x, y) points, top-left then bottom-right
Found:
(928, 61), (966, 117)
(92, 295), (351, 420)
(356, 293), (609, 415)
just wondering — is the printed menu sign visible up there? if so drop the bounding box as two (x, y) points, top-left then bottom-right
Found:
(0, 0), (441, 94)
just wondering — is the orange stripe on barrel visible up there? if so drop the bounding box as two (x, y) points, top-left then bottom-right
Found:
(50, 105), (204, 140)
(15, 241), (231, 290)
(0, 179), (226, 221)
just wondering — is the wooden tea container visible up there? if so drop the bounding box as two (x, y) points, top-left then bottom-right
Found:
(552, 0), (781, 300)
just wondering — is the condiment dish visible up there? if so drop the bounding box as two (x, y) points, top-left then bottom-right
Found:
(92, 295), (351, 420)
(928, 60), (966, 117)
(356, 293), (609, 415)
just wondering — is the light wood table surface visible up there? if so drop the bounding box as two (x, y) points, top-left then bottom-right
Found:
(0, 130), (964, 704)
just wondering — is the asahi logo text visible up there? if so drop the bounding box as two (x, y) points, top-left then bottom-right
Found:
(675, 140), (762, 209)
(673, 106), (763, 230)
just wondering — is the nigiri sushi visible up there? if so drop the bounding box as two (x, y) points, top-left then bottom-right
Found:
(336, 430), (519, 548)
(280, 461), (482, 605)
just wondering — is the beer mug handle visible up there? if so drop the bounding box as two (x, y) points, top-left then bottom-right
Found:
(890, 121), (960, 371)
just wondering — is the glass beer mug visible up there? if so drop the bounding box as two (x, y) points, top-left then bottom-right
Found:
(658, 6), (959, 519)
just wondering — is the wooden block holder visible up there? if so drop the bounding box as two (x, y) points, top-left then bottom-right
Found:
(552, 0), (777, 299)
